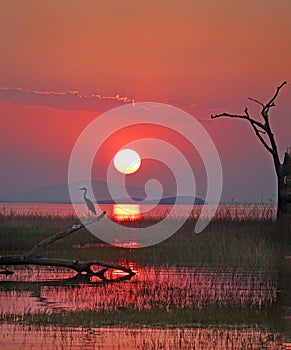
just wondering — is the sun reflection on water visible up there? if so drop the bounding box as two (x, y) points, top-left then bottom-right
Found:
(112, 204), (142, 222)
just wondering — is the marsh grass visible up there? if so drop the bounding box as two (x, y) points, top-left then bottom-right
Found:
(3, 305), (287, 331)
(1, 209), (290, 341)
(0, 323), (284, 350)
(0, 208), (290, 268)
(0, 212), (76, 253)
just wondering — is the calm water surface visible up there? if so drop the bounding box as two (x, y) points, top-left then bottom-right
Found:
(0, 265), (286, 349)
(0, 265), (278, 314)
(0, 202), (276, 220)
(0, 203), (287, 349)
(0, 324), (284, 350)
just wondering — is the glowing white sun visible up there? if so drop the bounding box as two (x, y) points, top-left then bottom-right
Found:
(114, 149), (141, 175)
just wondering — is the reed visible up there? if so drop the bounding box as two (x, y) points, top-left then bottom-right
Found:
(0, 323), (284, 350)
(0, 208), (290, 269)
(3, 305), (284, 330)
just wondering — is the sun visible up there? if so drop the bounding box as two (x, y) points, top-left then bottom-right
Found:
(113, 148), (141, 175)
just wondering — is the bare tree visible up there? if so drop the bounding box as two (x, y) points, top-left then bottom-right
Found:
(211, 82), (289, 219)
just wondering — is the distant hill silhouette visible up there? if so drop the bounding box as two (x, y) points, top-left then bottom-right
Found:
(0, 181), (205, 205)
(158, 196), (204, 205)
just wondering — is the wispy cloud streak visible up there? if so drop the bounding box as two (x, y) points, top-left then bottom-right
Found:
(0, 87), (135, 111)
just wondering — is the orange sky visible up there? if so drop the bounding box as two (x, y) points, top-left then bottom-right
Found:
(0, 1), (290, 202)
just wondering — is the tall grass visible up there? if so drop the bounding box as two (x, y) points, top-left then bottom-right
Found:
(6, 305), (283, 329)
(0, 207), (290, 269)
(0, 323), (285, 349)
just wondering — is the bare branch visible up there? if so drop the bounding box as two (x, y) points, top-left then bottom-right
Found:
(249, 121), (273, 154)
(265, 81), (287, 108)
(248, 97), (264, 107)
(27, 211), (106, 258)
(211, 110), (272, 154)
(260, 81), (287, 121)
(245, 108), (266, 134)
(211, 111), (266, 131)
(0, 210), (135, 278)
(27, 225), (83, 258)
(211, 112), (246, 119)
(0, 256), (134, 276)
(210, 81), (289, 218)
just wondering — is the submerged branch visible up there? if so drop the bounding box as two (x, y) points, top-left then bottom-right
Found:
(0, 255), (134, 276)
(0, 210), (135, 278)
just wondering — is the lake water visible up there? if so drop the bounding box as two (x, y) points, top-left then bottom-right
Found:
(0, 202), (276, 221)
(1, 203), (288, 349)
(0, 265), (288, 349)
(0, 265), (278, 314)
(0, 324), (284, 349)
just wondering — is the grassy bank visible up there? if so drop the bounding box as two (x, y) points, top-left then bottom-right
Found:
(0, 211), (290, 269)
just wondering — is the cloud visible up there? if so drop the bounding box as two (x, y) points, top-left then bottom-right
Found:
(0, 87), (135, 111)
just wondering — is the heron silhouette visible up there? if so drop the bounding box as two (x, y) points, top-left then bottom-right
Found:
(78, 187), (96, 216)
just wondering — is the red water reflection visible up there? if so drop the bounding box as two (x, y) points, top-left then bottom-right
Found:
(0, 203), (276, 220)
(0, 324), (283, 350)
(111, 260), (139, 278)
(112, 204), (142, 222)
(0, 265), (278, 314)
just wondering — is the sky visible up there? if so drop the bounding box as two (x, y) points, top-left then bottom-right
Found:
(0, 0), (290, 203)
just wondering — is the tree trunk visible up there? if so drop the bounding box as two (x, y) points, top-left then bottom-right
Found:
(277, 152), (289, 219)
(210, 82), (289, 219)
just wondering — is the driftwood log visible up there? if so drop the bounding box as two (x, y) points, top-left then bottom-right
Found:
(0, 211), (135, 279)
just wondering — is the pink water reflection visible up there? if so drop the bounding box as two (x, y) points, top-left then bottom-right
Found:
(0, 265), (277, 314)
(0, 203), (276, 220)
(0, 324), (283, 350)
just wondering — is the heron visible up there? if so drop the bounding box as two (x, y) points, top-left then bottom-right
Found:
(78, 187), (96, 216)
